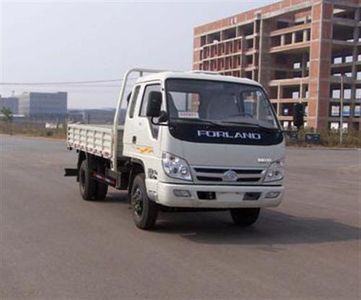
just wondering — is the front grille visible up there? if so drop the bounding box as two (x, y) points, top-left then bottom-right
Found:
(193, 167), (265, 184)
(194, 168), (262, 174)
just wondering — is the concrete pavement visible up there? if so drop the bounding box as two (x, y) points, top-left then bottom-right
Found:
(0, 135), (360, 299)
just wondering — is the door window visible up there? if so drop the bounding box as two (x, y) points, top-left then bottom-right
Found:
(139, 83), (162, 139)
(140, 84), (161, 116)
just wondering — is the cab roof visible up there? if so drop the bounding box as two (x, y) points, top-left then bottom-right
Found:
(135, 71), (262, 87)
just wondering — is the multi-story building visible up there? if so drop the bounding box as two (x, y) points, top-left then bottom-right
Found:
(0, 96), (19, 114)
(193, 0), (361, 130)
(68, 108), (116, 124)
(18, 92), (67, 118)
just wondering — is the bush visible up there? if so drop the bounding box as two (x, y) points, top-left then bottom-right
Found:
(285, 127), (361, 148)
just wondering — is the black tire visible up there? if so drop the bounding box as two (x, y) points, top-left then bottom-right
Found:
(130, 174), (158, 230)
(95, 181), (108, 200)
(230, 208), (261, 227)
(94, 160), (108, 200)
(79, 159), (97, 200)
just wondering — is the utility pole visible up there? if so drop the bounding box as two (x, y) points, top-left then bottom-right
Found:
(340, 75), (344, 144)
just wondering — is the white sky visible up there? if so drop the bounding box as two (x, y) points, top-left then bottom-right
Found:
(1, 0), (275, 108)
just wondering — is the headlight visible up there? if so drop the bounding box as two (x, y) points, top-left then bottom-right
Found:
(264, 160), (285, 182)
(162, 152), (192, 181)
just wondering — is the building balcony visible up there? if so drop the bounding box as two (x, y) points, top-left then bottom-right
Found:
(332, 40), (361, 49)
(269, 41), (310, 54)
(269, 23), (311, 38)
(269, 77), (309, 86)
(332, 17), (359, 27)
(271, 98), (308, 104)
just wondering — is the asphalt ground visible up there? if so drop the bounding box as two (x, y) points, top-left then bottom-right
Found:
(0, 135), (360, 300)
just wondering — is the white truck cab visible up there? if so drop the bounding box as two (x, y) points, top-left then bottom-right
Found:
(66, 68), (285, 230)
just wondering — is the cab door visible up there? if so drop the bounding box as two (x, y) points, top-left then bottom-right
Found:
(123, 81), (162, 160)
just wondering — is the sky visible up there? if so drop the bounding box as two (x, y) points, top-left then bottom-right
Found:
(0, 0), (276, 109)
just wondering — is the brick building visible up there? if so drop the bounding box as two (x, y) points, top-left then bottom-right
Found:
(193, 0), (361, 130)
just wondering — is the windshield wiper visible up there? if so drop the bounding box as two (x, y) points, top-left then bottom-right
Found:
(219, 121), (279, 132)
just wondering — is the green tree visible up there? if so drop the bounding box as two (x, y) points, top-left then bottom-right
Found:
(0, 107), (13, 135)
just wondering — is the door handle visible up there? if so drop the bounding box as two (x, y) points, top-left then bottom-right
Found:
(132, 136), (137, 144)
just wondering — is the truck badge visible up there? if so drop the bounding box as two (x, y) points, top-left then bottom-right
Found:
(223, 170), (238, 182)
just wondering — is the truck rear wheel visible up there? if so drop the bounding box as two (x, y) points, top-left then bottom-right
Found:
(79, 160), (97, 200)
(95, 181), (108, 200)
(130, 174), (158, 230)
(94, 160), (108, 200)
(79, 159), (108, 201)
(230, 208), (260, 227)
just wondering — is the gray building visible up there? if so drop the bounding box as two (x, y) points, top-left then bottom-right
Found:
(0, 96), (19, 114)
(18, 92), (67, 117)
(68, 108), (116, 124)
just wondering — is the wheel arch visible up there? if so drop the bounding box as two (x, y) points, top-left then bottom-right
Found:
(128, 158), (146, 196)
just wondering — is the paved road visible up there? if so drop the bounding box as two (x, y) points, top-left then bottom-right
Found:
(1, 135), (360, 300)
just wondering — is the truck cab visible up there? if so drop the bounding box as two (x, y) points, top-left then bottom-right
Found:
(66, 69), (285, 230)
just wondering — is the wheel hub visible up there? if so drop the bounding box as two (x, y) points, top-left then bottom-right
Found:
(132, 187), (143, 216)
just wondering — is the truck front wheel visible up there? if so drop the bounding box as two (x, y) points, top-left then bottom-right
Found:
(230, 208), (260, 227)
(130, 174), (158, 230)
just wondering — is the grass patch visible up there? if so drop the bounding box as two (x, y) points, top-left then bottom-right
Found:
(0, 121), (66, 139)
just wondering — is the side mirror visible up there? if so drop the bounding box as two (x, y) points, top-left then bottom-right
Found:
(146, 91), (162, 118)
(158, 111), (168, 123)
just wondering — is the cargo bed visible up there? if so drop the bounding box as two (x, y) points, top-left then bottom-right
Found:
(67, 124), (124, 159)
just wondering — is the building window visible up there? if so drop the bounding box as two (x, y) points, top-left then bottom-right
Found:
(345, 56), (353, 63)
(356, 89), (361, 99)
(344, 89), (351, 99)
(330, 105), (340, 116)
(342, 105), (350, 117)
(292, 91), (299, 99)
(293, 62), (301, 69)
(330, 122), (348, 130)
(332, 89), (340, 99)
(354, 105), (361, 117)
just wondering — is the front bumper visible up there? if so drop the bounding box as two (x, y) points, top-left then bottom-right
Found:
(146, 180), (284, 208)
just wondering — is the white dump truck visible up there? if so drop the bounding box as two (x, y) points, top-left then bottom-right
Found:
(65, 68), (285, 229)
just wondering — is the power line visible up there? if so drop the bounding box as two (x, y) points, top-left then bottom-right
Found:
(0, 76), (142, 86)
(0, 79), (123, 86)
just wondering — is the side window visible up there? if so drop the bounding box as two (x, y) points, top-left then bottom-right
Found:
(128, 85), (141, 118)
(140, 84), (161, 116)
(139, 83), (161, 139)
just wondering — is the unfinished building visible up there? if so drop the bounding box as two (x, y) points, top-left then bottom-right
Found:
(193, 0), (361, 130)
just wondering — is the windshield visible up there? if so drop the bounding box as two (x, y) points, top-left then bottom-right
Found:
(165, 79), (279, 129)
